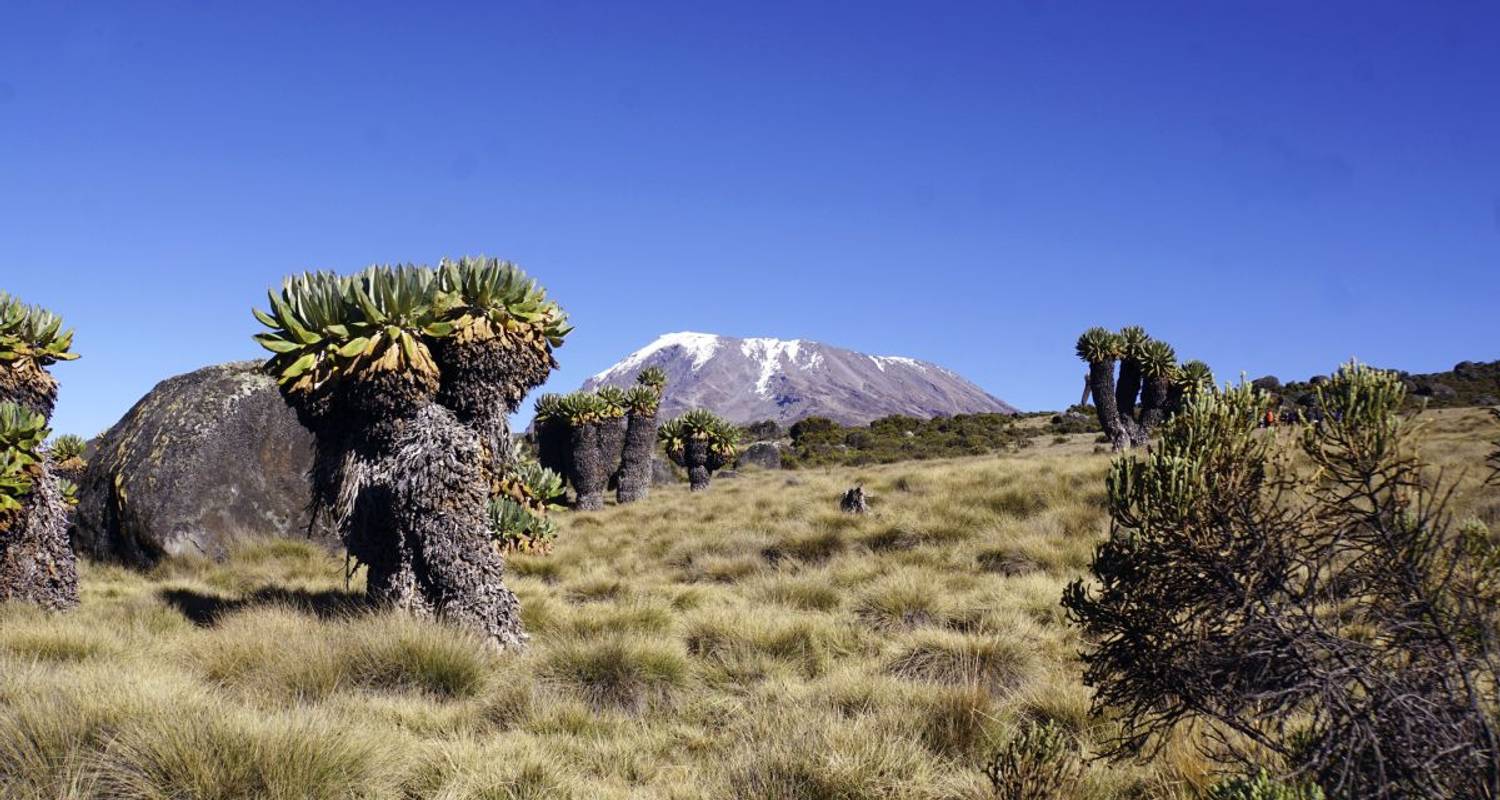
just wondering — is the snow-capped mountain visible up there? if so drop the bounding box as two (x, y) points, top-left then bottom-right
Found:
(580, 332), (1017, 425)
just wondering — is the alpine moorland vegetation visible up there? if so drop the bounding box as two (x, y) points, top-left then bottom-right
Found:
(45, 433), (88, 485)
(0, 292), (78, 419)
(779, 412), (1033, 467)
(0, 292), (80, 609)
(1065, 365), (1500, 798)
(0, 409), (1495, 797)
(252, 257), (570, 648)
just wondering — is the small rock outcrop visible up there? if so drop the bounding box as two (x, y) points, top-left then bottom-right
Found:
(74, 361), (336, 566)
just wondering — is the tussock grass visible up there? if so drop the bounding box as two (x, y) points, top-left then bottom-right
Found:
(685, 608), (860, 681)
(912, 683), (1005, 759)
(854, 572), (949, 631)
(95, 707), (398, 800)
(886, 629), (1035, 692)
(539, 635), (690, 713)
(722, 706), (944, 800)
(185, 607), (493, 701)
(754, 574), (844, 612)
(2, 408), (1491, 798)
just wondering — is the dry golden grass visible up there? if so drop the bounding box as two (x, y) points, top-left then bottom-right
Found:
(1, 408), (1493, 799)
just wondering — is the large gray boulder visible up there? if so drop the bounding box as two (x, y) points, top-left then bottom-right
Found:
(738, 441), (782, 470)
(74, 361), (336, 566)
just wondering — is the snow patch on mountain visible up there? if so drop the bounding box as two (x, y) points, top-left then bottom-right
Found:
(870, 355), (927, 373)
(740, 337), (823, 396)
(580, 332), (1017, 426)
(593, 331), (721, 382)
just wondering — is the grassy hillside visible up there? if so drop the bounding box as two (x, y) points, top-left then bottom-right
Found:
(2, 409), (1495, 799)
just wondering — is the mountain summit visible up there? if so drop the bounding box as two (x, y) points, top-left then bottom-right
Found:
(581, 332), (1016, 425)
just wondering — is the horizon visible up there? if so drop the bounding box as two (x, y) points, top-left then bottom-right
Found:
(3, 2), (1497, 436)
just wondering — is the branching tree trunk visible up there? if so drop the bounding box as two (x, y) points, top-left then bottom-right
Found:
(1086, 361), (1130, 450)
(1115, 357), (1141, 424)
(255, 261), (570, 651)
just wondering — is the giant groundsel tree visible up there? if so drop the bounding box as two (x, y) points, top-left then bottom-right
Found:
(1113, 325), (1149, 424)
(253, 257), (570, 649)
(1075, 327), (1129, 449)
(532, 369), (668, 509)
(548, 391), (609, 510)
(617, 366), (666, 504)
(1075, 325), (1207, 449)
(659, 409), (739, 491)
(594, 385), (629, 498)
(0, 292), (80, 609)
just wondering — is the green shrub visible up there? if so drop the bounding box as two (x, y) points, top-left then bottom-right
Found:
(1205, 770), (1323, 800)
(983, 719), (1083, 800)
(742, 420), (782, 441)
(48, 433), (87, 462)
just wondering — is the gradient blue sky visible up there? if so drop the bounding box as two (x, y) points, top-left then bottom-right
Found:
(3, 1), (1497, 436)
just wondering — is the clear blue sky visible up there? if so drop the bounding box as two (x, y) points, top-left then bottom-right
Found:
(3, 2), (1497, 436)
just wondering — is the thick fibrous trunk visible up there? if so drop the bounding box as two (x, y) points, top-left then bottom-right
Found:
(1115, 358), (1142, 424)
(0, 362), (79, 610)
(389, 405), (524, 649)
(277, 319), (548, 651)
(598, 415), (627, 489)
(1087, 361), (1131, 450)
(1138, 376), (1172, 433)
(0, 465), (78, 610)
(453, 398), (515, 493)
(684, 440), (712, 492)
(616, 411), (657, 504)
(569, 423), (607, 510)
(336, 405), (524, 650)
(535, 418), (571, 479)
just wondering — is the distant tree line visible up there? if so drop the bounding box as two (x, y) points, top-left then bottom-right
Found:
(754, 412), (1033, 467)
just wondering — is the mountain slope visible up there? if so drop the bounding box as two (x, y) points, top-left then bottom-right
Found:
(581, 332), (1016, 425)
